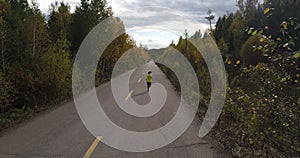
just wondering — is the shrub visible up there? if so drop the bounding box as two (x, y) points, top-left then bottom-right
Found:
(0, 71), (16, 112)
(240, 34), (269, 66)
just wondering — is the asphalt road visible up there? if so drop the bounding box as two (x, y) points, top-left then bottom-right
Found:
(0, 62), (231, 158)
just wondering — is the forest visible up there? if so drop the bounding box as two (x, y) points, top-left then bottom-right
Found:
(0, 0), (149, 131)
(0, 0), (299, 157)
(158, 0), (299, 157)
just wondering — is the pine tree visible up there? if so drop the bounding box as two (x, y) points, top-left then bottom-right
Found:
(0, 1), (8, 73)
(205, 9), (215, 32)
(48, 1), (72, 43)
(70, 0), (113, 54)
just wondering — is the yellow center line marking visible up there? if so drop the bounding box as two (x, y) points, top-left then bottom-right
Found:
(125, 90), (134, 100)
(83, 136), (102, 158)
(138, 78), (142, 83)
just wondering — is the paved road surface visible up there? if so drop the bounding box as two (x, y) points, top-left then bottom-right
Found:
(0, 62), (231, 158)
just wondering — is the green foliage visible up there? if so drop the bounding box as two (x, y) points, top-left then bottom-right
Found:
(157, 31), (212, 106)
(113, 47), (150, 74)
(148, 48), (167, 60)
(39, 39), (72, 100)
(21, 6), (50, 56)
(0, 71), (16, 112)
(229, 11), (246, 56)
(214, 14), (234, 42)
(263, 0), (300, 49)
(0, 0), (298, 157)
(0, 0), (136, 131)
(96, 28), (137, 84)
(48, 1), (72, 43)
(237, 0), (259, 24)
(240, 34), (268, 65)
(214, 64), (300, 157)
(209, 0), (300, 156)
(0, 108), (28, 130)
(70, 0), (113, 53)
(0, 1), (8, 73)
(217, 38), (229, 54)
(156, 0), (300, 156)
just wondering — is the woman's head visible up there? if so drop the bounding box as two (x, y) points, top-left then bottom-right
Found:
(148, 71), (152, 74)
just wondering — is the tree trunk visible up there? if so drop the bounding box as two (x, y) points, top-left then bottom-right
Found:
(210, 20), (212, 32)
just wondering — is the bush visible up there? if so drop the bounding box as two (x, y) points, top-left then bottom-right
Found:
(212, 63), (300, 157)
(240, 34), (269, 66)
(0, 71), (16, 112)
(39, 40), (72, 102)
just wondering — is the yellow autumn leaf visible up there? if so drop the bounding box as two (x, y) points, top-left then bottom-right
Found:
(264, 8), (270, 15)
(265, 26), (269, 30)
(281, 77), (287, 82)
(249, 138), (254, 144)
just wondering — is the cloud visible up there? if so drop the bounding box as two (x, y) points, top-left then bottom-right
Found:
(128, 27), (180, 49)
(117, 8), (205, 33)
(33, 0), (239, 49)
(112, 0), (237, 18)
(111, 0), (238, 49)
(115, 7), (212, 49)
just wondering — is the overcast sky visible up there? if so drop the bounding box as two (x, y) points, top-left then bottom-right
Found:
(32, 0), (239, 49)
